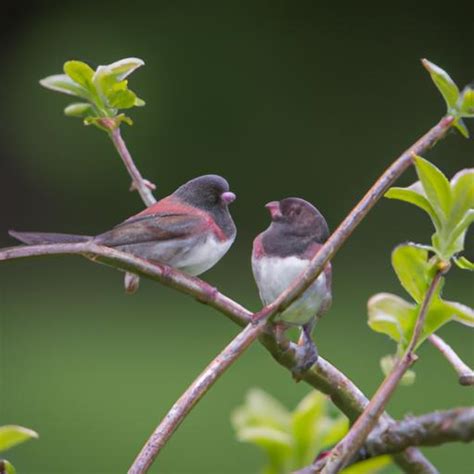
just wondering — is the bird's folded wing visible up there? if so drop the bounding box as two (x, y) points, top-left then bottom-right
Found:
(93, 213), (207, 247)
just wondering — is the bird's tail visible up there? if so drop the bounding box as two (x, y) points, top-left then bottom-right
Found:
(9, 230), (92, 245)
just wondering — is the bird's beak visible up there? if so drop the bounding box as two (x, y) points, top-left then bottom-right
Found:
(221, 191), (236, 205)
(265, 201), (282, 220)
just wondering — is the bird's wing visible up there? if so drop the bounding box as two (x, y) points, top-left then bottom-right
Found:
(93, 212), (208, 247)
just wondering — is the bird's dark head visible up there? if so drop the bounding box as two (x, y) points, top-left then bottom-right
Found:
(174, 175), (236, 211)
(265, 197), (329, 243)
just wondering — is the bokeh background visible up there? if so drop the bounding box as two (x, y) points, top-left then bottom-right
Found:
(1, 1), (473, 473)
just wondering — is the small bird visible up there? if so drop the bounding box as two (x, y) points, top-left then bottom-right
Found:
(252, 197), (332, 376)
(9, 175), (237, 276)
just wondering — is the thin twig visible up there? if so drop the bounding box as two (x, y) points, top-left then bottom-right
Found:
(429, 334), (474, 386)
(295, 407), (474, 474)
(321, 269), (446, 474)
(1, 115), (454, 474)
(109, 127), (156, 206)
(128, 321), (267, 473)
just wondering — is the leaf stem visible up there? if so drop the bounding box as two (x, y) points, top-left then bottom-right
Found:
(429, 334), (474, 386)
(321, 270), (445, 474)
(109, 127), (156, 206)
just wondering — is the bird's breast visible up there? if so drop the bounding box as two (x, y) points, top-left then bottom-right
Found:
(252, 254), (331, 326)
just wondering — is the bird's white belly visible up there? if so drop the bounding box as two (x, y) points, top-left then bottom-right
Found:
(147, 234), (234, 276)
(252, 255), (329, 326)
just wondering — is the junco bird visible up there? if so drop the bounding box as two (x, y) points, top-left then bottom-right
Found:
(252, 197), (332, 376)
(9, 175), (237, 276)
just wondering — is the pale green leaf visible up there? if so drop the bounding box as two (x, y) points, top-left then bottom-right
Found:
(0, 426), (38, 453)
(444, 301), (474, 327)
(414, 155), (452, 219)
(231, 388), (290, 433)
(291, 392), (326, 466)
(454, 256), (474, 271)
(39, 74), (88, 98)
(459, 87), (474, 117)
(420, 297), (456, 343)
(236, 426), (292, 474)
(385, 187), (440, 229)
(63, 60), (94, 90)
(449, 169), (474, 228)
(64, 102), (95, 117)
(422, 59), (460, 109)
(367, 293), (417, 347)
(445, 209), (474, 255)
(391, 244), (432, 304)
(92, 57), (145, 83)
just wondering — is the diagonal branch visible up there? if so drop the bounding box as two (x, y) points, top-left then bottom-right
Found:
(128, 320), (268, 474)
(295, 407), (474, 474)
(320, 267), (446, 473)
(1, 115), (455, 473)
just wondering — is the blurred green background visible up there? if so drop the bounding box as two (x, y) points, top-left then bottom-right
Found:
(1, 1), (473, 473)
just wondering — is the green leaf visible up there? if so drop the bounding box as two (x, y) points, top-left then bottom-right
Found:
(64, 102), (95, 117)
(93, 57), (145, 83)
(0, 459), (16, 474)
(453, 118), (470, 138)
(380, 354), (416, 385)
(385, 187), (441, 230)
(444, 301), (474, 327)
(450, 169), (474, 227)
(0, 426), (38, 453)
(445, 209), (474, 256)
(291, 392), (326, 466)
(391, 244), (432, 304)
(454, 256), (474, 271)
(236, 426), (292, 474)
(459, 87), (474, 117)
(422, 59), (460, 109)
(108, 89), (144, 109)
(414, 155), (452, 219)
(367, 293), (417, 347)
(92, 58), (145, 105)
(63, 61), (95, 91)
(39, 74), (89, 98)
(420, 297), (456, 342)
(231, 388), (290, 433)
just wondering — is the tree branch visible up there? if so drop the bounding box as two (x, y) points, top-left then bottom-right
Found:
(429, 334), (474, 386)
(128, 114), (454, 472)
(109, 127), (156, 206)
(321, 268), (446, 473)
(0, 241), (435, 473)
(1, 115), (454, 473)
(128, 320), (268, 473)
(295, 407), (474, 474)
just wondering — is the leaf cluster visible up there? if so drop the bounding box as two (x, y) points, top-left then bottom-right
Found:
(368, 157), (473, 382)
(39, 58), (145, 130)
(422, 59), (474, 137)
(231, 389), (391, 474)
